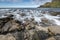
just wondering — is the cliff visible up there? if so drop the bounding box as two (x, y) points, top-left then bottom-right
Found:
(38, 0), (60, 8)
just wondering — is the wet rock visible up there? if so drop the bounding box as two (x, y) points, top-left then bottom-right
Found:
(20, 13), (26, 16)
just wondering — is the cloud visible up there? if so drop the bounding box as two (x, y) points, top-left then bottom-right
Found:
(0, 0), (52, 4)
(30, 0), (52, 5)
(0, 0), (22, 3)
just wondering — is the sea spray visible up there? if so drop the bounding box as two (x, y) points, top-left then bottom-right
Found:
(44, 14), (60, 25)
(0, 9), (60, 26)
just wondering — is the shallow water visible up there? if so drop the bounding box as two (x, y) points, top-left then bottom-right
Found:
(0, 8), (60, 26)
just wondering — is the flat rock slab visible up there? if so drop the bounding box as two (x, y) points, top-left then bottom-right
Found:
(48, 26), (60, 35)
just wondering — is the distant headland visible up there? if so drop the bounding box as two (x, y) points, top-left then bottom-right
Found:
(38, 0), (60, 8)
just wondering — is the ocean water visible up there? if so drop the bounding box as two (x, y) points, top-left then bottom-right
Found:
(0, 8), (60, 26)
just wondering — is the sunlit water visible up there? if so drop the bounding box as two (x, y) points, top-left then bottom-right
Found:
(0, 8), (60, 26)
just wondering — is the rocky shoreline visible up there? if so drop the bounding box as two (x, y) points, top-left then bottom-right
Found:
(0, 14), (60, 40)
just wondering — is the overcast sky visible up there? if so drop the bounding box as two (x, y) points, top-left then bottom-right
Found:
(0, 0), (52, 8)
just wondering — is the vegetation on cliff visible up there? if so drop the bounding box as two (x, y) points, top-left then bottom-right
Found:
(38, 0), (60, 8)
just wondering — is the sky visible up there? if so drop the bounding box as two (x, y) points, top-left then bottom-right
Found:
(0, 0), (52, 8)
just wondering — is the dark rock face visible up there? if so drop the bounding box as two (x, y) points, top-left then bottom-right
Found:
(50, 12), (60, 16)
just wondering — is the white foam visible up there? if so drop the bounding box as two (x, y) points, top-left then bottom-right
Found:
(0, 9), (60, 26)
(53, 19), (60, 25)
(0, 15), (7, 18)
(43, 14), (60, 25)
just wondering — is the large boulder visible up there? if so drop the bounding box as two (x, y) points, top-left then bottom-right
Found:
(0, 33), (16, 40)
(1, 20), (21, 33)
(48, 26), (60, 35)
(0, 15), (25, 40)
(0, 15), (13, 32)
(0, 15), (25, 33)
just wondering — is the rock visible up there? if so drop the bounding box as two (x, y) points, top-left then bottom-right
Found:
(12, 31), (24, 40)
(28, 30), (35, 40)
(0, 33), (16, 40)
(20, 13), (26, 16)
(0, 16), (13, 33)
(35, 26), (46, 32)
(0, 15), (25, 33)
(55, 35), (60, 40)
(24, 31), (30, 40)
(50, 12), (60, 16)
(32, 30), (50, 40)
(46, 35), (60, 40)
(0, 15), (25, 40)
(26, 24), (35, 30)
(46, 37), (56, 40)
(0, 16), (13, 28)
(48, 26), (60, 35)
(41, 18), (56, 27)
(1, 20), (21, 33)
(8, 20), (21, 31)
(1, 13), (60, 40)
(41, 18), (54, 26)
